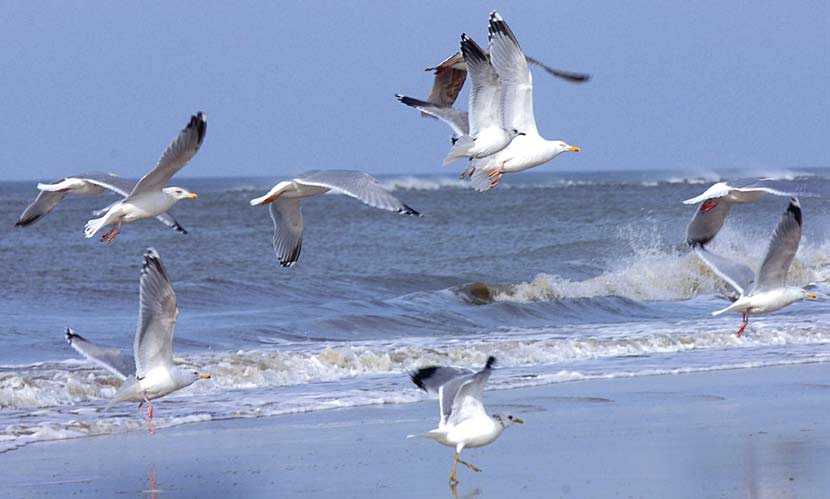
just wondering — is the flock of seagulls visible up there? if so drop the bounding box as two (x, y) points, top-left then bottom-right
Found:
(11, 11), (818, 485)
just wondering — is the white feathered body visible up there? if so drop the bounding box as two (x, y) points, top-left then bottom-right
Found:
(112, 365), (196, 404)
(418, 415), (504, 450)
(84, 191), (179, 237)
(713, 287), (807, 316)
(478, 135), (568, 174)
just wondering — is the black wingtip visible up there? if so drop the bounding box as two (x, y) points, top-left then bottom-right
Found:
(173, 223), (188, 235)
(399, 204), (421, 217)
(460, 34), (487, 65)
(787, 197), (802, 226)
(65, 327), (81, 343)
(189, 112), (208, 144)
(410, 366), (439, 391)
(485, 356), (497, 369)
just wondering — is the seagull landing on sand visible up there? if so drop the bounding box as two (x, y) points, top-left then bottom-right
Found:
(684, 180), (792, 247)
(408, 356), (523, 484)
(249, 170), (420, 268)
(17, 171), (186, 233)
(693, 198), (817, 336)
(65, 248), (211, 433)
(468, 12), (580, 191)
(83, 113), (207, 242)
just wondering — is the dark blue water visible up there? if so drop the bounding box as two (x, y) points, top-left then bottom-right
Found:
(1, 168), (829, 451)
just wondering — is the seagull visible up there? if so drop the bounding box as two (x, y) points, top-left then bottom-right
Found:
(397, 34), (524, 168)
(468, 12), (580, 191)
(693, 198), (816, 336)
(249, 170), (420, 268)
(65, 248), (211, 433)
(83, 112), (207, 242)
(408, 356), (523, 484)
(423, 49), (590, 111)
(683, 180), (793, 247)
(16, 171), (187, 233)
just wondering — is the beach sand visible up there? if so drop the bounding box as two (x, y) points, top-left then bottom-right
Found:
(4, 362), (830, 498)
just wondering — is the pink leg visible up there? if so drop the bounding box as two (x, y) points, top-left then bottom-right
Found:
(736, 312), (749, 337)
(145, 401), (155, 435)
(100, 220), (122, 243)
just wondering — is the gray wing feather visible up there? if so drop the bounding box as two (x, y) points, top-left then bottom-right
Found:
(396, 94), (470, 137)
(134, 248), (177, 377)
(461, 34), (502, 137)
(694, 246), (755, 296)
(65, 328), (135, 380)
(269, 198), (304, 268)
(410, 366), (475, 395)
(127, 113), (206, 198)
(16, 190), (68, 226)
(753, 199), (802, 292)
(426, 52), (467, 108)
(525, 56), (591, 83)
(488, 12), (537, 134)
(296, 170), (420, 216)
(686, 198), (732, 247)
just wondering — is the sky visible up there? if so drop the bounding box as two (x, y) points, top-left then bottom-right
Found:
(1, 1), (829, 181)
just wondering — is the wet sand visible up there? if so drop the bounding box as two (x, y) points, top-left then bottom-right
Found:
(4, 362), (830, 498)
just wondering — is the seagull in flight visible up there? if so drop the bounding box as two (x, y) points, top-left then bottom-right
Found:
(693, 198), (817, 336)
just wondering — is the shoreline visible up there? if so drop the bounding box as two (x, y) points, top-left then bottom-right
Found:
(4, 361), (830, 498)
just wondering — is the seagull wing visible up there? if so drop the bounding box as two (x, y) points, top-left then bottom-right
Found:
(127, 112), (207, 198)
(693, 246), (755, 296)
(410, 366), (475, 395)
(753, 198), (802, 293)
(425, 52), (467, 108)
(525, 56), (592, 83)
(65, 328), (135, 380)
(396, 95), (470, 137)
(446, 358), (495, 427)
(295, 170), (420, 216)
(686, 198), (732, 247)
(488, 12), (537, 135)
(134, 248), (178, 377)
(461, 34), (502, 137)
(268, 198), (304, 268)
(17, 171), (129, 226)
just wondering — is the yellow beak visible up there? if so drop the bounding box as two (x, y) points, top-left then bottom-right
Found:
(186, 193), (199, 199)
(567, 146), (580, 152)
(807, 293), (817, 299)
(199, 373), (211, 379)
(513, 418), (525, 424)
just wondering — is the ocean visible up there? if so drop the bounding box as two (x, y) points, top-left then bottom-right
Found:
(1, 168), (829, 452)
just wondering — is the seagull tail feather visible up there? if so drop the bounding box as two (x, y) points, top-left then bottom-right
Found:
(443, 136), (474, 166)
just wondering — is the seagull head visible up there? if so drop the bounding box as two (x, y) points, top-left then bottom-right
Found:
(802, 289), (818, 300)
(510, 128), (526, 138)
(494, 414), (524, 429)
(550, 141), (580, 157)
(164, 187), (199, 201)
(191, 370), (211, 382)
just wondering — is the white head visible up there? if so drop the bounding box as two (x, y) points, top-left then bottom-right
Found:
(509, 128), (527, 139)
(163, 187), (198, 201)
(493, 414), (524, 430)
(798, 288), (818, 302)
(175, 369), (211, 389)
(549, 140), (580, 157)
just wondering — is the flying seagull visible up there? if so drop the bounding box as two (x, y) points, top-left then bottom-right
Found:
(683, 180), (793, 247)
(408, 356), (523, 484)
(693, 198), (816, 336)
(468, 12), (580, 191)
(16, 171), (186, 233)
(83, 112), (206, 242)
(249, 170), (420, 268)
(398, 34), (523, 167)
(65, 248), (210, 433)
(423, 49), (590, 111)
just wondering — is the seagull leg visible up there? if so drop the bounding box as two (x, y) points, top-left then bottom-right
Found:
(100, 220), (122, 243)
(449, 452), (460, 484)
(736, 313), (749, 337)
(457, 457), (481, 472)
(143, 394), (155, 435)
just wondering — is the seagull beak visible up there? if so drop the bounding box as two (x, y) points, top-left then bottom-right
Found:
(513, 418), (525, 424)
(807, 293), (817, 299)
(567, 146), (580, 153)
(186, 193), (199, 199)
(199, 373), (211, 379)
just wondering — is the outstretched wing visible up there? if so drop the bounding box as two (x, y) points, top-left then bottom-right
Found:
(525, 56), (591, 83)
(295, 170), (420, 216)
(694, 246), (755, 296)
(269, 198), (304, 268)
(425, 52), (467, 108)
(396, 94), (470, 137)
(134, 248), (178, 377)
(686, 197), (732, 247)
(127, 112), (207, 198)
(488, 12), (537, 134)
(65, 328), (135, 380)
(753, 198), (802, 292)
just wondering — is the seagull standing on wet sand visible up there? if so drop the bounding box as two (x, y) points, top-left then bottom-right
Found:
(693, 198), (817, 336)
(83, 113), (206, 242)
(408, 356), (523, 484)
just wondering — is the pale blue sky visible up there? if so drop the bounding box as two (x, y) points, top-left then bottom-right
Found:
(1, 1), (829, 180)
